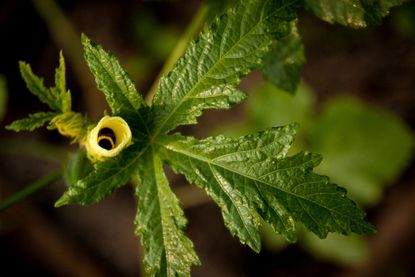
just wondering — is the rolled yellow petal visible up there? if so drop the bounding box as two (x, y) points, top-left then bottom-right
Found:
(85, 116), (132, 161)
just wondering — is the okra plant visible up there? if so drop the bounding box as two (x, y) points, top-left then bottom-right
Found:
(6, 0), (407, 275)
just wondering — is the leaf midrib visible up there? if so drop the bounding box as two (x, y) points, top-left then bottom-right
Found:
(150, 146), (177, 274)
(87, 46), (150, 135)
(151, 0), (294, 138)
(208, 163), (260, 250)
(78, 145), (149, 201)
(160, 142), (369, 229)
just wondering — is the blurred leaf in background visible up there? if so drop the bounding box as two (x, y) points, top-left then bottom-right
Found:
(0, 75), (7, 121)
(215, 82), (314, 153)
(126, 10), (180, 85)
(302, 232), (369, 266)
(219, 81), (414, 266)
(309, 97), (414, 206)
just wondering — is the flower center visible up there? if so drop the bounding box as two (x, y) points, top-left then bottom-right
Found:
(97, 127), (116, 150)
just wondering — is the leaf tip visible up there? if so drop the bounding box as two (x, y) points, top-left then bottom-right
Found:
(18, 60), (30, 74)
(5, 123), (16, 131)
(357, 221), (377, 235)
(80, 33), (89, 44)
(55, 194), (70, 207)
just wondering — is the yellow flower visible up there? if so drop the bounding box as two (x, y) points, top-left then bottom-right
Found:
(85, 116), (132, 161)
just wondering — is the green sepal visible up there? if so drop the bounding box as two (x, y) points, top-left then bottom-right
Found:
(48, 112), (91, 143)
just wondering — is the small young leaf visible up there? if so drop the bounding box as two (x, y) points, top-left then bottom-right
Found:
(19, 62), (61, 111)
(305, 0), (406, 28)
(81, 34), (148, 134)
(51, 51), (72, 112)
(151, 0), (301, 136)
(261, 22), (305, 94)
(6, 112), (58, 131)
(135, 149), (200, 276)
(55, 143), (146, 206)
(159, 125), (375, 247)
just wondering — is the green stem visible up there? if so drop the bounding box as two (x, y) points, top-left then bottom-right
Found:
(0, 170), (62, 212)
(0, 138), (67, 163)
(145, 4), (209, 105)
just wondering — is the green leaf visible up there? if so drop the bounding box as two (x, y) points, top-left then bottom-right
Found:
(51, 51), (72, 112)
(305, 0), (406, 28)
(308, 97), (414, 205)
(362, 0), (407, 26)
(205, 0), (238, 21)
(0, 75), (7, 121)
(19, 61), (61, 111)
(81, 34), (148, 134)
(261, 22), (305, 94)
(135, 149), (200, 276)
(19, 53), (72, 113)
(6, 112), (58, 131)
(159, 125), (375, 248)
(151, 0), (301, 136)
(55, 143), (147, 206)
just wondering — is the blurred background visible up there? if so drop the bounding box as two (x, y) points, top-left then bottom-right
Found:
(0, 0), (415, 276)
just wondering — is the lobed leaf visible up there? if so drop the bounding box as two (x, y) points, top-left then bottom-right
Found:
(151, 0), (301, 136)
(261, 21), (305, 94)
(305, 0), (407, 28)
(51, 51), (72, 112)
(19, 61), (61, 111)
(135, 149), (200, 276)
(55, 143), (146, 206)
(159, 124), (375, 248)
(81, 34), (148, 134)
(6, 112), (58, 132)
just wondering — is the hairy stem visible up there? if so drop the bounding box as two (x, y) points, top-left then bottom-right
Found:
(145, 4), (209, 105)
(0, 170), (62, 212)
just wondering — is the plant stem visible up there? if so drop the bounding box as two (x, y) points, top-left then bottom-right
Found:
(145, 4), (209, 105)
(0, 138), (67, 163)
(0, 170), (62, 212)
